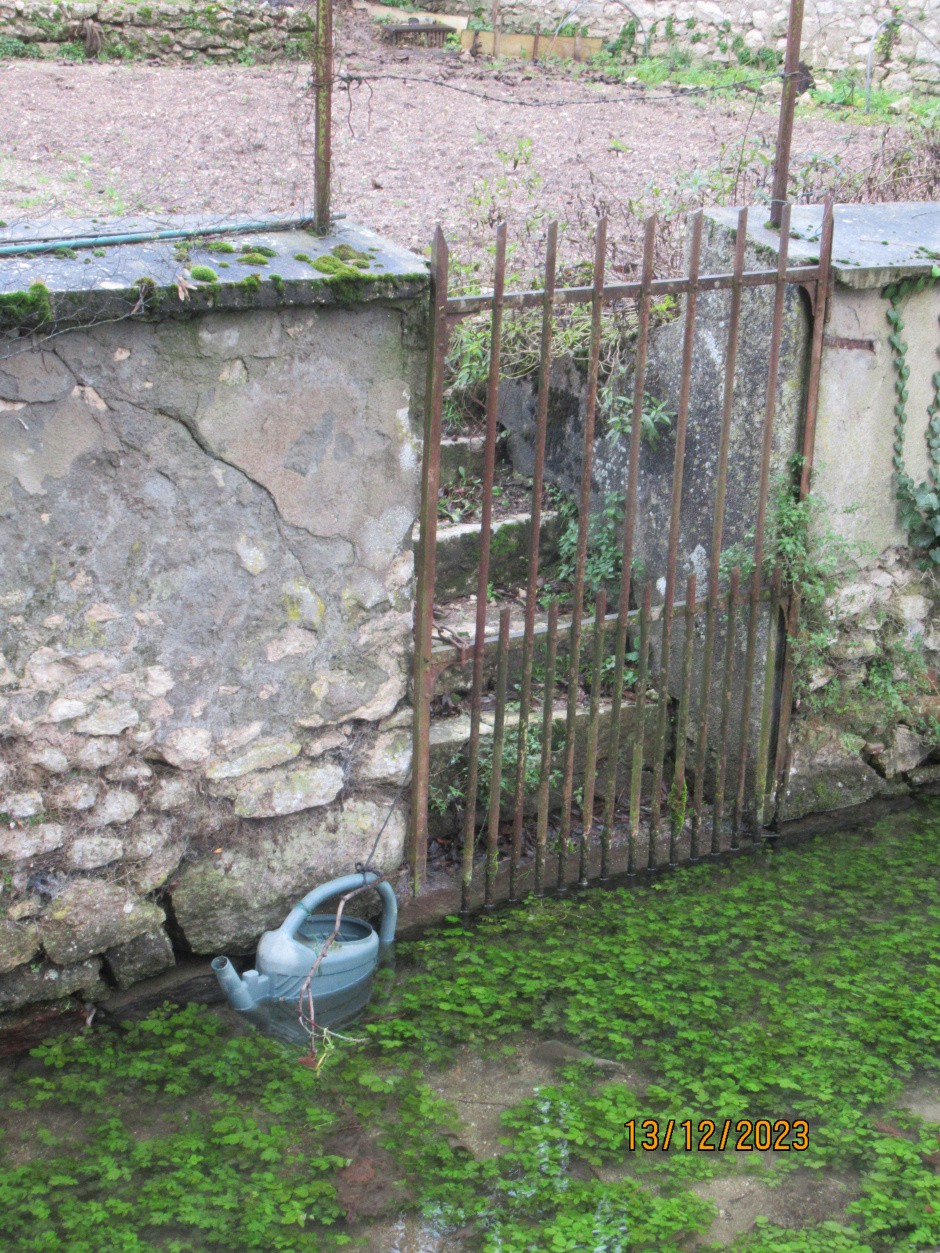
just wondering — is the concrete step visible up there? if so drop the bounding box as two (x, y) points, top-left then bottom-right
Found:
(432, 602), (633, 698)
(427, 693), (660, 837)
(439, 435), (486, 488)
(433, 509), (562, 602)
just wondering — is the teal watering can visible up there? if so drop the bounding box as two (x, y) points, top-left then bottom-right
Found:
(212, 871), (397, 1037)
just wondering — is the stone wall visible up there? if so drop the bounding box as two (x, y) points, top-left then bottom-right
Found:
(0, 220), (427, 1028)
(0, 0), (314, 64)
(428, 0), (940, 94)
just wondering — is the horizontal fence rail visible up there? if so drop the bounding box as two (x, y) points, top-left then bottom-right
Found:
(410, 203), (834, 906)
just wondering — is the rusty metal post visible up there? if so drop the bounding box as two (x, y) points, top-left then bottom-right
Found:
(648, 210), (704, 867)
(601, 215), (656, 871)
(579, 589), (607, 886)
(409, 229), (450, 893)
(510, 222), (558, 901)
(535, 600), (560, 896)
(689, 207), (748, 862)
(770, 0), (804, 229)
(461, 224), (508, 914)
(313, 0), (333, 234)
(557, 218), (607, 891)
(669, 573), (696, 868)
(733, 204), (791, 839)
(485, 605), (512, 908)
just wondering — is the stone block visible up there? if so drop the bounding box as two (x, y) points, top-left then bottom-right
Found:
(0, 822), (65, 861)
(0, 920), (40, 975)
(778, 722), (888, 824)
(232, 762), (344, 818)
(0, 958), (103, 1012)
(104, 927), (176, 989)
(171, 798), (405, 953)
(69, 836), (125, 870)
(40, 881), (165, 966)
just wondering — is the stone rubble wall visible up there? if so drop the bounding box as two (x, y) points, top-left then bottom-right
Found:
(779, 547), (940, 824)
(429, 0), (940, 94)
(0, 293), (424, 1024)
(0, 0), (314, 64)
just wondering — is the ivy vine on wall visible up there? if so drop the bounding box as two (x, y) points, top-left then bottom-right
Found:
(887, 265), (940, 566)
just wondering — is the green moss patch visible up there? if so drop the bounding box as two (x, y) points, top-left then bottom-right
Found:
(190, 265), (218, 283)
(0, 282), (53, 332)
(240, 243), (276, 258)
(238, 251), (270, 267)
(205, 241), (236, 254)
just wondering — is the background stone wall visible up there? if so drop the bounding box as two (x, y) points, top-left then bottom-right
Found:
(0, 0), (314, 64)
(0, 233), (426, 1025)
(432, 0), (940, 94)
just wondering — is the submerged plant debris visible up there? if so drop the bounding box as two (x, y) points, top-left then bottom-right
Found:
(1, 801), (939, 1250)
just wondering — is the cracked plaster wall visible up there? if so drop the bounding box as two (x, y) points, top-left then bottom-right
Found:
(0, 297), (425, 1023)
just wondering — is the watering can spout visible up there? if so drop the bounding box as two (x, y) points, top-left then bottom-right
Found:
(212, 955), (257, 1012)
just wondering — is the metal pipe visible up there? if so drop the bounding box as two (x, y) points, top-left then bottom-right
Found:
(0, 218), (318, 259)
(445, 266), (822, 316)
(314, 0), (334, 233)
(770, 0), (804, 229)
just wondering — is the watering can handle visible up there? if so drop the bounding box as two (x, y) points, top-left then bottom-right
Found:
(280, 872), (398, 948)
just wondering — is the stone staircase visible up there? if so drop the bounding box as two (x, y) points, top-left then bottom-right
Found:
(420, 433), (655, 857)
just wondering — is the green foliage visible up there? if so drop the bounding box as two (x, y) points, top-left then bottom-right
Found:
(239, 251), (271, 266)
(205, 240), (236, 254)
(189, 264), (218, 283)
(886, 269), (940, 567)
(56, 41), (87, 60)
(240, 244), (277, 258)
(3, 807), (940, 1249)
(555, 490), (632, 599)
(0, 35), (40, 59)
(601, 379), (676, 449)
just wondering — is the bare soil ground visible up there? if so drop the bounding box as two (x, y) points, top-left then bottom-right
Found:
(0, 10), (890, 262)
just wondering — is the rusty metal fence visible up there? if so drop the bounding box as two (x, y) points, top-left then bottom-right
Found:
(410, 203), (834, 906)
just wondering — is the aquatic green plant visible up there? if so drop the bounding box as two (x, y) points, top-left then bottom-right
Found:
(1, 802), (939, 1249)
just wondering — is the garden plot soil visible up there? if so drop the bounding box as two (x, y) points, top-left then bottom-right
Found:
(0, 11), (887, 260)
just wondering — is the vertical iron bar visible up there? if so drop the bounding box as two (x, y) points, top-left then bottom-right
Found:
(461, 224), (508, 914)
(409, 228), (449, 894)
(713, 568), (739, 855)
(313, 0), (333, 233)
(770, 0), (804, 229)
(510, 223), (558, 900)
(535, 600), (559, 896)
(601, 215), (656, 872)
(690, 207), (747, 862)
(669, 573), (696, 868)
(557, 219), (608, 891)
(754, 567), (782, 830)
(485, 605), (512, 908)
(628, 583), (651, 875)
(733, 204), (791, 840)
(775, 201), (834, 798)
(649, 210), (704, 869)
(579, 589), (607, 886)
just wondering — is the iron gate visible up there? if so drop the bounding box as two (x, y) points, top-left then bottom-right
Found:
(410, 204), (834, 906)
